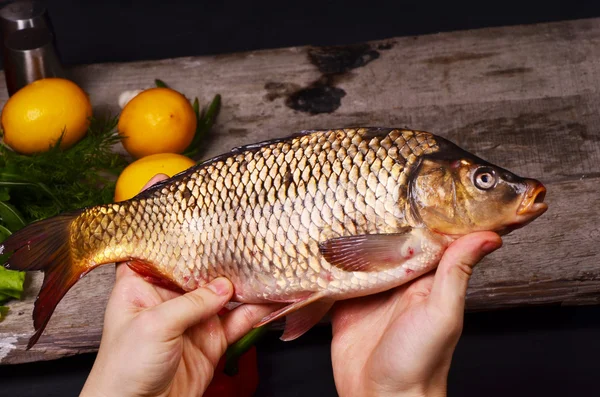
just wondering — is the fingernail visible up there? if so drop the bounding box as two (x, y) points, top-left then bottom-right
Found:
(207, 278), (231, 296)
(481, 240), (501, 255)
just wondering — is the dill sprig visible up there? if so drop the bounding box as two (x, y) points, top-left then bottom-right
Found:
(0, 115), (128, 223)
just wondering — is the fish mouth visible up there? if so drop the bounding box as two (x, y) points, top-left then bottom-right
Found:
(516, 179), (548, 218)
(495, 180), (547, 236)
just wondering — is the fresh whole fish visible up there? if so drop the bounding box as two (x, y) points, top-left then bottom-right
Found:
(1, 128), (548, 348)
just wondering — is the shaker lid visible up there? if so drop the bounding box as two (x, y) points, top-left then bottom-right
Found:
(0, 1), (49, 35)
(0, 1), (46, 22)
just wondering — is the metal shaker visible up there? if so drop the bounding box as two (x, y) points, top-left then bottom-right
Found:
(0, 1), (64, 96)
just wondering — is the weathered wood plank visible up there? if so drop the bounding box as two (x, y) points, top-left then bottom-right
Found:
(1, 17), (599, 364)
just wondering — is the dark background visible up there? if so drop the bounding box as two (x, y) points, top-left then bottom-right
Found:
(2, 0), (600, 396)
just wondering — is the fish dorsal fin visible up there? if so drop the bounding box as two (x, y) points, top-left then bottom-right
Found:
(319, 228), (421, 272)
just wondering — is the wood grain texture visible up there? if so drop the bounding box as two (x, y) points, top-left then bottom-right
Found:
(1, 17), (599, 364)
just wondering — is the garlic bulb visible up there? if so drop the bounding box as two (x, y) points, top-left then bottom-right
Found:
(118, 89), (143, 109)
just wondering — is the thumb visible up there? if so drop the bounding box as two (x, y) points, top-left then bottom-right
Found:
(141, 173), (169, 191)
(148, 277), (234, 335)
(429, 232), (502, 315)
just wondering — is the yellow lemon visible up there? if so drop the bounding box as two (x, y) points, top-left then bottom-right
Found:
(118, 88), (197, 158)
(1, 78), (92, 154)
(114, 153), (196, 201)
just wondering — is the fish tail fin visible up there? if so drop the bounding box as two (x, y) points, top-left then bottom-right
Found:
(1, 210), (87, 349)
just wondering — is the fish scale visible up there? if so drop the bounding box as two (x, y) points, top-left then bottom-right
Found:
(3, 126), (548, 347)
(71, 128), (438, 300)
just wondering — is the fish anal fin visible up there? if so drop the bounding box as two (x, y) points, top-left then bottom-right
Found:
(127, 260), (185, 293)
(254, 291), (327, 328)
(280, 300), (334, 341)
(319, 229), (421, 272)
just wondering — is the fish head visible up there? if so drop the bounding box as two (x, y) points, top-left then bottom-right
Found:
(408, 137), (547, 236)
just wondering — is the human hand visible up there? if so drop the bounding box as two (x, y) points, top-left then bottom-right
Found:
(81, 174), (274, 397)
(330, 232), (502, 397)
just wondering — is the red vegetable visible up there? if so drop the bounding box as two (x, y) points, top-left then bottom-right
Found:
(203, 307), (261, 396)
(203, 346), (259, 397)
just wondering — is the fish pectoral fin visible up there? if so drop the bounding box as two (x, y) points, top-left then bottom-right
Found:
(319, 229), (422, 272)
(254, 290), (328, 328)
(280, 300), (334, 341)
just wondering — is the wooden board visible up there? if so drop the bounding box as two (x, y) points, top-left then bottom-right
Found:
(1, 17), (600, 364)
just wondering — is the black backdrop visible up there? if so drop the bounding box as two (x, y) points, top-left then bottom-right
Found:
(1, 1), (600, 396)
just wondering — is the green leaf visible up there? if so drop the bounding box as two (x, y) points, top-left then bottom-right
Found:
(0, 201), (26, 231)
(0, 291), (11, 304)
(0, 180), (61, 206)
(183, 94), (222, 158)
(0, 306), (8, 320)
(0, 224), (12, 243)
(0, 171), (34, 182)
(0, 172), (58, 199)
(192, 97), (200, 119)
(155, 79), (169, 88)
(199, 94), (221, 136)
(0, 188), (10, 202)
(0, 266), (25, 300)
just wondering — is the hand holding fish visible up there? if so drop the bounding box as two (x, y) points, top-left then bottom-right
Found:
(330, 232), (501, 397)
(81, 175), (275, 397)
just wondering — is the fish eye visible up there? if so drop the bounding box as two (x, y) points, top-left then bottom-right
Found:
(473, 167), (497, 190)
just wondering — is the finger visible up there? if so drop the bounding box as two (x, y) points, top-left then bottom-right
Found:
(141, 173), (169, 191)
(115, 262), (137, 280)
(148, 277), (234, 335)
(429, 231), (502, 314)
(221, 303), (282, 343)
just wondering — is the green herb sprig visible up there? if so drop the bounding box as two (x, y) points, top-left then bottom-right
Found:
(0, 116), (128, 222)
